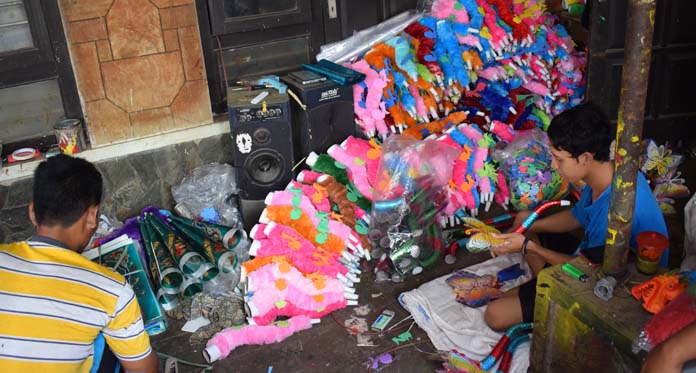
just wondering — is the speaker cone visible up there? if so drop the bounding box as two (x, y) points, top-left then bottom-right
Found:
(244, 150), (285, 185)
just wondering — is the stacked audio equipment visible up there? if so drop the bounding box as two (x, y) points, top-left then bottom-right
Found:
(282, 73), (355, 161)
(228, 88), (294, 231)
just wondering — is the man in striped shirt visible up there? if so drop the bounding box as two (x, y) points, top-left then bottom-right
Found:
(0, 154), (158, 372)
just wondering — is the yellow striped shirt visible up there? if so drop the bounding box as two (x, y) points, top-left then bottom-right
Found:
(0, 238), (151, 372)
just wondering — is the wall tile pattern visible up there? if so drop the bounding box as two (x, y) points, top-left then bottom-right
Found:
(59, 0), (213, 146)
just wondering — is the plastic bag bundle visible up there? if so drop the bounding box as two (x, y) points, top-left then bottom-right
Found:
(369, 136), (459, 279)
(493, 129), (568, 210)
(171, 163), (242, 228)
(633, 285), (696, 353)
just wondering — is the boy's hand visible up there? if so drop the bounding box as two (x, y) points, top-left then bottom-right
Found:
(642, 342), (682, 373)
(508, 210), (531, 233)
(490, 232), (526, 257)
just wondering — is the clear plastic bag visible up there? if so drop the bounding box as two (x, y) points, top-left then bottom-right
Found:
(492, 129), (569, 211)
(171, 163), (242, 229)
(316, 10), (423, 63)
(369, 136), (459, 278)
(202, 271), (241, 297)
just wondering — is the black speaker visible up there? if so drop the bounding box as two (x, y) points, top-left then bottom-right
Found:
(281, 74), (356, 161)
(228, 88), (294, 230)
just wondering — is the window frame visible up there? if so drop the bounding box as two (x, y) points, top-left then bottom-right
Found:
(0, 0), (83, 154)
(207, 0), (312, 35)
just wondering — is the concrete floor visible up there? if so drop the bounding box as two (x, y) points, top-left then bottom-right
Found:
(150, 209), (687, 373)
(152, 251), (493, 373)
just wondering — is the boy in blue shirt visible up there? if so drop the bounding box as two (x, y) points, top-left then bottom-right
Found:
(484, 103), (668, 332)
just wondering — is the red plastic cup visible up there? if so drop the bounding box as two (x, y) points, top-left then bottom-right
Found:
(636, 231), (669, 274)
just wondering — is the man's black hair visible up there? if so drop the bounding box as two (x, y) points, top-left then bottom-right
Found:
(547, 102), (614, 162)
(33, 154), (103, 227)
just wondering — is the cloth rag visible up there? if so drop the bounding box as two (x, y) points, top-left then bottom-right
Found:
(399, 254), (533, 373)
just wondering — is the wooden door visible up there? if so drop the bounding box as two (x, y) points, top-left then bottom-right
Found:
(586, 0), (696, 145)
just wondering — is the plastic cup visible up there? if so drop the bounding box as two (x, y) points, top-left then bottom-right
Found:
(568, 4), (584, 16)
(54, 118), (86, 155)
(636, 231), (669, 275)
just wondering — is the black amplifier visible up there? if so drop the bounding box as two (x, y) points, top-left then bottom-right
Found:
(281, 74), (356, 161)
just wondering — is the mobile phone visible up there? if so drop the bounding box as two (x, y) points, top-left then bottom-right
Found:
(371, 309), (395, 332)
(289, 70), (326, 85)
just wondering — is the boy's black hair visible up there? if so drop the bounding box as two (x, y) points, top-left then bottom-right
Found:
(33, 154), (103, 227)
(547, 102), (614, 162)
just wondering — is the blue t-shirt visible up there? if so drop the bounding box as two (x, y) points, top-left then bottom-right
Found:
(571, 172), (669, 266)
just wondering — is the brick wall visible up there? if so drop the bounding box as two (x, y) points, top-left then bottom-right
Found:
(58, 0), (213, 146)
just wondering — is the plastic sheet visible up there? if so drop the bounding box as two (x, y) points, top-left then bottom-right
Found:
(681, 193), (696, 271)
(316, 10), (423, 64)
(369, 136), (459, 279)
(171, 163), (242, 228)
(492, 129), (568, 211)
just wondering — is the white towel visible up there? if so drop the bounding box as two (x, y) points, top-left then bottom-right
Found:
(399, 254), (533, 373)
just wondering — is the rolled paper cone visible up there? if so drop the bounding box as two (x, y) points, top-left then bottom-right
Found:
(336, 273), (353, 286)
(419, 207), (440, 224)
(146, 214), (214, 280)
(176, 215), (247, 251)
(344, 292), (359, 300)
(418, 249), (441, 269)
(203, 345), (221, 363)
(367, 228), (383, 241)
(180, 276), (203, 298)
(375, 210), (402, 225)
(155, 288), (179, 311)
(374, 198), (406, 211)
(389, 242), (422, 276)
(346, 272), (360, 283)
(168, 215), (244, 273)
(199, 262), (218, 282)
(407, 215), (420, 232)
(138, 218), (183, 295)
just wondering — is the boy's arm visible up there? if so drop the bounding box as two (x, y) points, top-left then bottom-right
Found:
(119, 350), (159, 373)
(525, 209), (582, 235)
(104, 284), (157, 373)
(642, 321), (696, 373)
(491, 232), (574, 266)
(525, 240), (574, 266)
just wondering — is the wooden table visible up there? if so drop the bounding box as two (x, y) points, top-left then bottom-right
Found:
(530, 257), (651, 372)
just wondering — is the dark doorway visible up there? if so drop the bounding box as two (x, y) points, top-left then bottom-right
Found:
(196, 0), (418, 113)
(586, 0), (696, 146)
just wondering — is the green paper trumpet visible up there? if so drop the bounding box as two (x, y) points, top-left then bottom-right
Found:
(166, 215), (245, 274)
(145, 213), (216, 282)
